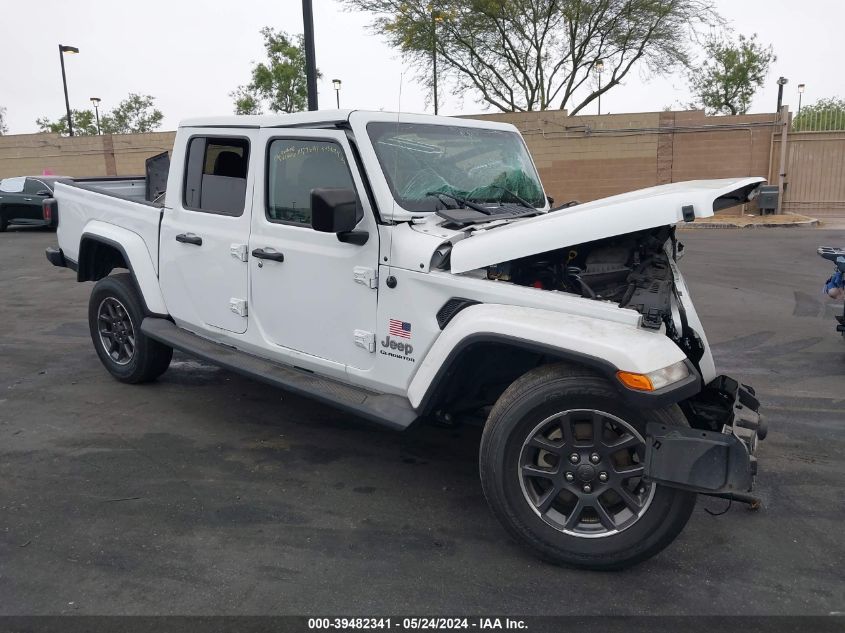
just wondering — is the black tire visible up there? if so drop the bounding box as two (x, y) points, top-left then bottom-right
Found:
(0, 215), (7, 232)
(480, 363), (697, 570)
(88, 273), (172, 383)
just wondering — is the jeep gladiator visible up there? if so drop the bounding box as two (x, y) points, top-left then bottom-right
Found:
(45, 110), (765, 569)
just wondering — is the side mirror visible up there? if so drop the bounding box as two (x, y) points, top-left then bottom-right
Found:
(311, 188), (368, 245)
(37, 190), (52, 196)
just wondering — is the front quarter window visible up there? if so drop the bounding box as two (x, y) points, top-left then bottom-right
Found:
(366, 122), (544, 212)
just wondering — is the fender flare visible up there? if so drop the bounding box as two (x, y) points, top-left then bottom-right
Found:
(408, 304), (700, 412)
(79, 222), (168, 316)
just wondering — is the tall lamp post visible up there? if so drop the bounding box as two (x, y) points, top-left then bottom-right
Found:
(301, 0), (318, 111)
(776, 76), (788, 115)
(594, 59), (605, 115)
(797, 83), (805, 117)
(90, 97), (101, 135)
(332, 79), (342, 108)
(58, 44), (79, 136)
(775, 76), (789, 215)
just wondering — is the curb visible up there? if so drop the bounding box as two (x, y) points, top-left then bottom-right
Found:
(678, 218), (820, 230)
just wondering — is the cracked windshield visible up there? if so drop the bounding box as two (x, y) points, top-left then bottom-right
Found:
(367, 122), (545, 213)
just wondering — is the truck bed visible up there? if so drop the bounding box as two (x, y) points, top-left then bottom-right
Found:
(73, 176), (149, 203)
(53, 179), (163, 272)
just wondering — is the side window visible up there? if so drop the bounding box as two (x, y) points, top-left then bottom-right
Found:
(266, 138), (354, 225)
(183, 136), (250, 216)
(24, 179), (49, 194)
(0, 177), (25, 193)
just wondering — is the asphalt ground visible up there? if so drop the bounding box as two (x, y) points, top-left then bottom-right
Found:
(0, 226), (843, 616)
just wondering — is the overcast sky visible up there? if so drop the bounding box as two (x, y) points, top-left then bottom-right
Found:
(1, 0), (841, 134)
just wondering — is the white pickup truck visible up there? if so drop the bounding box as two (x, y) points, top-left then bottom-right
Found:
(46, 110), (765, 569)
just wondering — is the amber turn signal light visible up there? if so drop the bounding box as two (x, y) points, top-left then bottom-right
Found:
(616, 371), (654, 391)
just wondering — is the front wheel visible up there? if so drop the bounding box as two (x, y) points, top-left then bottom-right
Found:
(88, 273), (173, 383)
(480, 364), (697, 570)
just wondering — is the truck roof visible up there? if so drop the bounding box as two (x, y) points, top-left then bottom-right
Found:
(178, 110), (514, 131)
(179, 110), (354, 129)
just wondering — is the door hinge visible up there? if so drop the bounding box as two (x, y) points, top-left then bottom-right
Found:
(353, 330), (376, 353)
(353, 266), (378, 289)
(230, 243), (248, 262)
(229, 298), (248, 317)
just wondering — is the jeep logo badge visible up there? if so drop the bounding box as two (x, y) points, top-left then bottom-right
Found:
(380, 335), (413, 356)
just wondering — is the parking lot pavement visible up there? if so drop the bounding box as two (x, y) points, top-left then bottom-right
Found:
(1, 226), (843, 616)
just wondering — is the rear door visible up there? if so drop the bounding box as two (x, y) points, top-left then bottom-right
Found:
(248, 129), (380, 370)
(159, 132), (255, 334)
(21, 178), (52, 221)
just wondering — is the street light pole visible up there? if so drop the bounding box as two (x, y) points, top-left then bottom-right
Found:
(797, 83), (805, 117)
(90, 97), (101, 135)
(58, 44), (79, 136)
(776, 76), (788, 115)
(594, 59), (605, 115)
(301, 0), (318, 111)
(332, 79), (342, 109)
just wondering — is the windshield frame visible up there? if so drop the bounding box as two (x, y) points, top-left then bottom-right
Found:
(364, 120), (548, 216)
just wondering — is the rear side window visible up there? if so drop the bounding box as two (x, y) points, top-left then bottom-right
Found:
(183, 136), (250, 216)
(266, 138), (354, 225)
(0, 177), (25, 193)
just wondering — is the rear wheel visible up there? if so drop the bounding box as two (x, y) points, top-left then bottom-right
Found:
(480, 363), (696, 570)
(88, 273), (172, 383)
(0, 215), (7, 232)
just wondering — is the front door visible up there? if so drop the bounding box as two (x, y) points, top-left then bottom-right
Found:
(248, 130), (380, 370)
(0, 177), (28, 224)
(160, 132), (255, 334)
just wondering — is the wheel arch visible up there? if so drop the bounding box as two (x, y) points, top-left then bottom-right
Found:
(78, 227), (168, 316)
(409, 304), (701, 416)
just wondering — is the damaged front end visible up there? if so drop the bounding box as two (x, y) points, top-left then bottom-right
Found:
(646, 376), (765, 504)
(478, 227), (765, 503)
(484, 225), (707, 366)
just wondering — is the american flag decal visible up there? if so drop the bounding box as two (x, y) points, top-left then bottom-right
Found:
(389, 318), (412, 339)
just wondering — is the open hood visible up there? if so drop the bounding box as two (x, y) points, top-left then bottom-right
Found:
(449, 177), (764, 274)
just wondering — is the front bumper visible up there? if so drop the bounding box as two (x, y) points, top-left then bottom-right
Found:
(644, 376), (764, 496)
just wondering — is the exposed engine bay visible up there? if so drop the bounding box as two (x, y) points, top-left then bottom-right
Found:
(484, 226), (705, 364)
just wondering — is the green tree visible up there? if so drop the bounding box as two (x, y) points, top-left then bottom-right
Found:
(231, 86), (263, 115)
(100, 94), (163, 134)
(343, 0), (718, 113)
(36, 109), (99, 136)
(231, 27), (319, 114)
(0, 106), (8, 135)
(36, 94), (163, 136)
(687, 33), (775, 115)
(792, 97), (845, 131)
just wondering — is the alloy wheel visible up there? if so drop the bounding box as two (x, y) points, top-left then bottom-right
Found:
(97, 297), (136, 366)
(518, 409), (655, 538)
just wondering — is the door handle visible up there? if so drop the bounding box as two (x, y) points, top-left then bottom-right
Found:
(24, 197), (33, 201)
(175, 233), (202, 246)
(251, 248), (284, 262)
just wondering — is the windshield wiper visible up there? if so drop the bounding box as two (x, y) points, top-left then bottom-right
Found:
(426, 191), (491, 214)
(489, 184), (535, 210)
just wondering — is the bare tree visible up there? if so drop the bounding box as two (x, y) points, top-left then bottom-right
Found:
(344, 0), (719, 113)
(0, 106), (8, 135)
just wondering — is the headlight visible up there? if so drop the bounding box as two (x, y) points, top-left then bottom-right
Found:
(617, 360), (690, 391)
